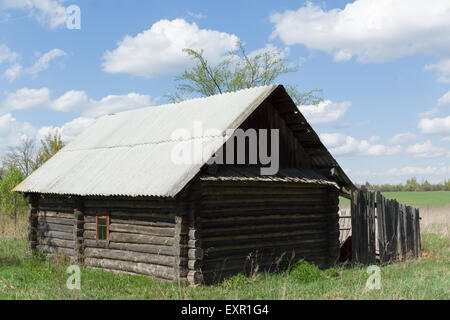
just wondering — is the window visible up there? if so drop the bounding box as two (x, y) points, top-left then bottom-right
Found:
(96, 215), (110, 244)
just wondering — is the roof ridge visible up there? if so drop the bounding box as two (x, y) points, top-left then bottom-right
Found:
(106, 84), (279, 117)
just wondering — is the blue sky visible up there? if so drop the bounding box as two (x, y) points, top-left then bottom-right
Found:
(0, 0), (449, 184)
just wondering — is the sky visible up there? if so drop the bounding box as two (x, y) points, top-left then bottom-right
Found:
(0, 0), (449, 185)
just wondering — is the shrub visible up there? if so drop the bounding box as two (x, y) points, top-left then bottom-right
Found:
(289, 259), (323, 283)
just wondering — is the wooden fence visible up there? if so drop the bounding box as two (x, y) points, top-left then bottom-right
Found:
(350, 189), (421, 264)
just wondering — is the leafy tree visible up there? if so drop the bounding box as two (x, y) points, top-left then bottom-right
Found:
(0, 165), (27, 224)
(167, 42), (323, 105)
(36, 131), (65, 167)
(405, 177), (419, 192)
(1, 137), (38, 176)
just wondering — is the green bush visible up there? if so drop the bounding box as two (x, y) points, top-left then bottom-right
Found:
(289, 259), (323, 283)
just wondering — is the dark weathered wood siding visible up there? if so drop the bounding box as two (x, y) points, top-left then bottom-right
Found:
(189, 180), (340, 284)
(29, 179), (340, 286)
(36, 195), (76, 258)
(82, 197), (178, 281)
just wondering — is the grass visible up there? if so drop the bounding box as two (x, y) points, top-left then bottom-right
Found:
(0, 230), (448, 299)
(339, 191), (450, 208)
(1, 197), (448, 300)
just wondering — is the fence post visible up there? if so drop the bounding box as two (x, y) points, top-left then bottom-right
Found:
(367, 191), (376, 264)
(414, 208), (421, 257)
(384, 199), (392, 261)
(359, 189), (368, 264)
(417, 208), (422, 256)
(351, 189), (360, 263)
(376, 192), (387, 263)
(406, 206), (414, 257)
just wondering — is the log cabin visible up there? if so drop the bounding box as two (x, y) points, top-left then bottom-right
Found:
(13, 84), (354, 285)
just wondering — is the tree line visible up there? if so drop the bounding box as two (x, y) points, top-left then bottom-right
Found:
(360, 177), (450, 192)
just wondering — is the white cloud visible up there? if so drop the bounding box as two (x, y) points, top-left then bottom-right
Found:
(319, 133), (346, 148)
(26, 48), (66, 74)
(186, 11), (206, 20)
(1, 87), (51, 112)
(0, 44), (17, 64)
(406, 141), (445, 158)
(37, 117), (95, 143)
(442, 136), (450, 142)
(270, 1), (450, 64)
(437, 90), (450, 106)
(0, 113), (34, 149)
(0, 46), (67, 82)
(424, 59), (450, 83)
(319, 133), (402, 156)
(298, 99), (350, 124)
(389, 132), (416, 144)
(102, 18), (239, 78)
(418, 116), (450, 135)
(0, 0), (67, 29)
(85, 93), (153, 117)
(418, 90), (450, 117)
(0, 87), (155, 118)
(4, 63), (22, 81)
(50, 90), (87, 112)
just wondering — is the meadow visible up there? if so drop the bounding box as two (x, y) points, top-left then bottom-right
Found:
(339, 191), (450, 207)
(0, 191), (448, 300)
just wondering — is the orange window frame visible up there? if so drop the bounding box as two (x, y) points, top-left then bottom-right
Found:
(96, 214), (110, 244)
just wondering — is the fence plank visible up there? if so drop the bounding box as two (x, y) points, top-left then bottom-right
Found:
(367, 191), (376, 264)
(415, 208), (421, 257)
(406, 206), (414, 257)
(384, 199), (393, 261)
(392, 200), (402, 260)
(376, 192), (387, 263)
(360, 189), (368, 264)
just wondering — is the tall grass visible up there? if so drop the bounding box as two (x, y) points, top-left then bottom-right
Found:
(0, 212), (27, 241)
(420, 205), (450, 238)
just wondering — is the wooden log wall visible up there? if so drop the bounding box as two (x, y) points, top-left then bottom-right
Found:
(35, 195), (76, 259)
(82, 197), (178, 281)
(27, 194), (39, 252)
(196, 180), (340, 283)
(74, 197), (84, 264)
(186, 197), (203, 286)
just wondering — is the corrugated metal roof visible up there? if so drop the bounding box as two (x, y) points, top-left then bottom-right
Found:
(14, 85), (279, 197)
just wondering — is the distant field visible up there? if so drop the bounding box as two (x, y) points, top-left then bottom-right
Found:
(339, 191), (450, 208)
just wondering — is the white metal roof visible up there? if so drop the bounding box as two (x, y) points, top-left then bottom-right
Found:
(14, 85), (279, 197)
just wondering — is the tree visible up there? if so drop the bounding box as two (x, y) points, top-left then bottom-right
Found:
(36, 131), (65, 167)
(167, 42), (323, 105)
(0, 165), (27, 224)
(1, 137), (38, 177)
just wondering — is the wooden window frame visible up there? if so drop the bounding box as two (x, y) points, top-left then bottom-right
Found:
(96, 214), (110, 244)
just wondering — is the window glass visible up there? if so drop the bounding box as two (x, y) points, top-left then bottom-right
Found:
(97, 217), (107, 241)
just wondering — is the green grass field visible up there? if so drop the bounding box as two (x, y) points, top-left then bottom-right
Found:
(339, 191), (450, 207)
(0, 235), (448, 300)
